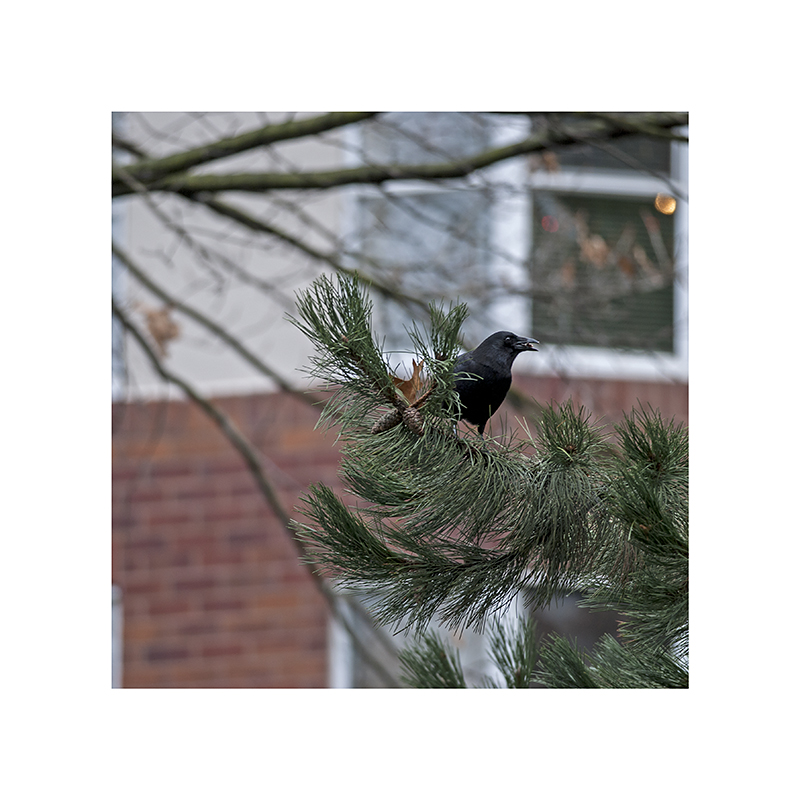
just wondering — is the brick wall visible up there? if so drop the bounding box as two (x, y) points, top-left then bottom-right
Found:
(112, 391), (341, 688)
(512, 374), (689, 432)
(111, 376), (687, 688)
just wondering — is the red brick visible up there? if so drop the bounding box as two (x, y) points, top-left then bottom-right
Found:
(148, 462), (195, 479)
(228, 529), (268, 548)
(148, 599), (191, 616)
(202, 598), (245, 613)
(148, 509), (193, 526)
(175, 532), (217, 549)
(202, 505), (250, 523)
(126, 536), (166, 552)
(200, 549), (245, 567)
(174, 576), (217, 592)
(178, 621), (218, 637)
(201, 643), (244, 659)
(121, 578), (162, 595)
(146, 645), (190, 662)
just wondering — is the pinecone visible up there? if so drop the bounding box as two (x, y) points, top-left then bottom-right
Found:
(402, 406), (424, 436)
(370, 407), (403, 434)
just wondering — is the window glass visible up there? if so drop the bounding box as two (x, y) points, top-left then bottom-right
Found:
(362, 111), (492, 165)
(531, 191), (676, 353)
(358, 113), (495, 350)
(557, 134), (672, 174)
(360, 189), (491, 349)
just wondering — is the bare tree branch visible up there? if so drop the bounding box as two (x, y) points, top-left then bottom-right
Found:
(112, 111), (379, 193)
(186, 192), (432, 312)
(112, 132), (148, 159)
(112, 112), (688, 197)
(113, 163), (303, 305)
(578, 111), (689, 141)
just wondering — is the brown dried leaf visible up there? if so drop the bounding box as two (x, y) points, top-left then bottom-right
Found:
(542, 150), (560, 173)
(560, 259), (576, 289)
(390, 359), (426, 403)
(618, 255), (636, 278)
(144, 305), (180, 356)
(580, 234), (610, 269)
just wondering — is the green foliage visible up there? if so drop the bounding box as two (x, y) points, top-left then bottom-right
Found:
(535, 633), (688, 689)
(291, 274), (688, 688)
(289, 274), (398, 434)
(294, 397), (617, 632)
(399, 618), (540, 689)
(484, 617), (540, 689)
(582, 406), (689, 663)
(289, 273), (466, 437)
(398, 630), (467, 689)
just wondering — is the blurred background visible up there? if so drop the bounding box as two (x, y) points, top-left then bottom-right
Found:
(111, 111), (688, 687)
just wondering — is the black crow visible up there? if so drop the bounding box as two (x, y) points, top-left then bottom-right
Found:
(452, 331), (538, 435)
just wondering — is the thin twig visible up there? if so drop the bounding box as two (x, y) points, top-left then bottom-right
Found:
(187, 193), (431, 313)
(112, 241), (319, 402)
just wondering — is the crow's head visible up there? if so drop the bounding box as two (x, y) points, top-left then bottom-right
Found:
(470, 331), (539, 368)
(498, 331), (539, 353)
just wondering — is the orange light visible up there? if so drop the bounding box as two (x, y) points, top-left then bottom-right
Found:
(655, 193), (677, 215)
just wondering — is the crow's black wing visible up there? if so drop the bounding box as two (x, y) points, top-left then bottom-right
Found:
(453, 352), (512, 434)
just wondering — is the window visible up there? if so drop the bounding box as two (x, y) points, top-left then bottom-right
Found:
(347, 112), (530, 354)
(346, 113), (686, 380)
(359, 187), (492, 349)
(528, 120), (688, 380)
(531, 189), (676, 353)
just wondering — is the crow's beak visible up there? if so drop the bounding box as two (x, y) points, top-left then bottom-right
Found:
(517, 337), (539, 352)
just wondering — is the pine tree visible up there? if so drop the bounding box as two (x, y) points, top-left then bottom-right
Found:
(290, 275), (688, 688)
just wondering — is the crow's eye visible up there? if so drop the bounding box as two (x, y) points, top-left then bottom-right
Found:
(504, 336), (513, 344)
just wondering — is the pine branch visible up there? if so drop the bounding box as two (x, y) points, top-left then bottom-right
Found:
(398, 630), (467, 688)
(535, 632), (688, 689)
(534, 634), (602, 688)
(398, 616), (541, 689)
(484, 617), (540, 688)
(289, 274), (399, 425)
(291, 275), (622, 634)
(584, 405), (689, 660)
(290, 274), (689, 685)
